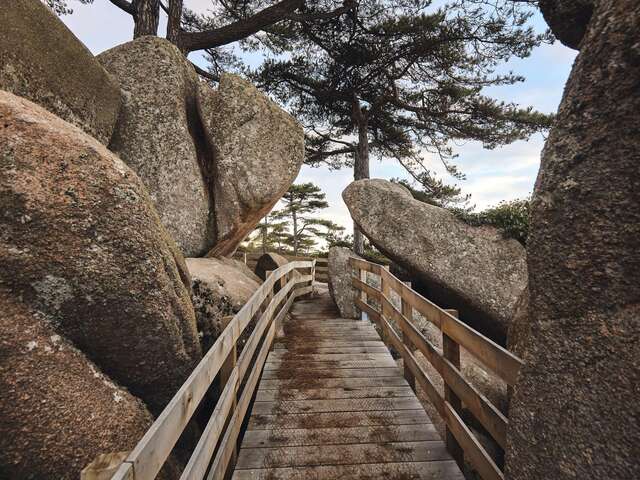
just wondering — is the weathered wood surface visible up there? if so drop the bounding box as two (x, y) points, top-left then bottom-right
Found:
(350, 257), (517, 480)
(233, 289), (464, 480)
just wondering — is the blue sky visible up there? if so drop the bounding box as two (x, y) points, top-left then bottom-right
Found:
(59, 0), (577, 232)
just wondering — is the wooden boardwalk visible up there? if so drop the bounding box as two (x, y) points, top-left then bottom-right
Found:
(232, 288), (465, 480)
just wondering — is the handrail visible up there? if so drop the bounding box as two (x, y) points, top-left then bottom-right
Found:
(109, 260), (316, 480)
(349, 257), (522, 480)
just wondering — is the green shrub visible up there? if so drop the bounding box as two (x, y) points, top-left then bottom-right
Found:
(452, 198), (530, 246)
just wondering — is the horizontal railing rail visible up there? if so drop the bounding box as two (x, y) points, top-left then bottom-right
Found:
(349, 257), (522, 480)
(234, 252), (329, 282)
(108, 260), (316, 480)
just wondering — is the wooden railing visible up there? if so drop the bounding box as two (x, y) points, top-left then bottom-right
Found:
(109, 260), (316, 480)
(349, 257), (522, 480)
(235, 252), (329, 283)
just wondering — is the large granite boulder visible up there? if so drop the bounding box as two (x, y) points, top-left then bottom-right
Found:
(98, 37), (212, 257)
(506, 287), (530, 359)
(186, 257), (262, 351)
(254, 252), (289, 281)
(187, 257), (261, 311)
(539, 0), (594, 50)
(0, 0), (121, 145)
(506, 2), (640, 479)
(0, 91), (201, 413)
(343, 179), (527, 344)
(327, 247), (362, 319)
(0, 292), (154, 480)
(199, 75), (304, 257)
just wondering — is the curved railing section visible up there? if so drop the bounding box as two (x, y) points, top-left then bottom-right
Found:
(110, 260), (316, 480)
(350, 257), (522, 480)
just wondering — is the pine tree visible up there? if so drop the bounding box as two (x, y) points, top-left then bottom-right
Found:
(253, 0), (553, 253)
(271, 183), (330, 256)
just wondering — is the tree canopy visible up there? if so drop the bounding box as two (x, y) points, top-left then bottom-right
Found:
(248, 0), (551, 252)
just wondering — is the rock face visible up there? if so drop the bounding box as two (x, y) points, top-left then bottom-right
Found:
(98, 37), (212, 257)
(0, 292), (154, 480)
(0, 0), (120, 144)
(328, 247), (362, 319)
(506, 287), (529, 359)
(187, 257), (262, 312)
(186, 257), (262, 351)
(200, 75), (304, 257)
(506, 2), (640, 479)
(539, 0), (594, 50)
(0, 91), (201, 413)
(343, 179), (527, 344)
(254, 252), (289, 281)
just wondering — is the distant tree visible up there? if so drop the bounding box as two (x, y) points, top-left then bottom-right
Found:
(254, 212), (288, 253)
(255, 0), (553, 253)
(271, 183), (330, 256)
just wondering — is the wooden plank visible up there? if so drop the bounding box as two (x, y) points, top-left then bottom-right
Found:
(382, 295), (508, 447)
(207, 316), (279, 480)
(355, 298), (381, 322)
(179, 368), (239, 480)
(444, 403), (504, 480)
(251, 397), (423, 415)
(241, 424), (440, 448)
(261, 367), (401, 380)
(273, 339), (385, 349)
(440, 310), (522, 386)
(441, 356), (508, 449)
(111, 260), (315, 480)
(235, 441), (452, 469)
(247, 409), (431, 430)
(400, 279), (416, 391)
(255, 386), (414, 401)
(352, 276), (382, 300)
(377, 308), (445, 419)
(264, 358), (398, 370)
(266, 352), (393, 362)
(268, 346), (389, 356)
(443, 310), (464, 469)
(349, 257), (382, 275)
(231, 460), (464, 480)
(258, 377), (409, 390)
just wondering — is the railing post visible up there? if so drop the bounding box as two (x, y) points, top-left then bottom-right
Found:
(359, 266), (367, 321)
(219, 315), (238, 469)
(443, 308), (464, 469)
(401, 281), (416, 392)
(309, 259), (316, 297)
(380, 266), (391, 346)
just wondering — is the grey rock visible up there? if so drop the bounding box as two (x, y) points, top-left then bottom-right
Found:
(187, 257), (263, 352)
(540, 0), (594, 50)
(327, 247), (362, 319)
(254, 252), (289, 281)
(98, 37), (212, 257)
(0, 91), (201, 413)
(199, 74), (304, 257)
(0, 292), (156, 480)
(0, 0), (121, 144)
(506, 2), (640, 479)
(343, 179), (527, 344)
(186, 257), (261, 313)
(342, 179), (527, 344)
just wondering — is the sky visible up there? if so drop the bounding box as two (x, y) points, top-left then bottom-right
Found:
(58, 0), (577, 234)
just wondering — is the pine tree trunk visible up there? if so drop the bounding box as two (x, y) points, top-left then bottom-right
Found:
(292, 211), (298, 256)
(133, 0), (160, 38)
(167, 0), (184, 47)
(352, 98), (370, 256)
